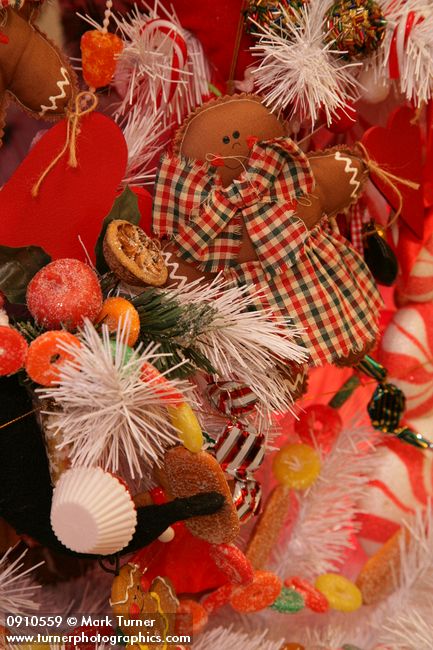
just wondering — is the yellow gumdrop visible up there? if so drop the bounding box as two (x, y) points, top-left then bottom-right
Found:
(168, 402), (204, 453)
(272, 443), (321, 489)
(315, 573), (362, 612)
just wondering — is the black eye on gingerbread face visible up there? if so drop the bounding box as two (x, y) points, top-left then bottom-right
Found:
(175, 95), (285, 187)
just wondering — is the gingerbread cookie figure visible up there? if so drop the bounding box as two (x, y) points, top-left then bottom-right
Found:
(0, 2), (77, 147)
(152, 94), (382, 366)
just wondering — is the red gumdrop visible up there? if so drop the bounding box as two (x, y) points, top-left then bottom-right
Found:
(26, 259), (103, 330)
(294, 404), (342, 454)
(0, 326), (28, 375)
(327, 104), (358, 134)
(284, 576), (329, 613)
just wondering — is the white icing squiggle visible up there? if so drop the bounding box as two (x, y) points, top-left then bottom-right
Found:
(39, 67), (70, 116)
(162, 250), (187, 289)
(334, 151), (361, 199)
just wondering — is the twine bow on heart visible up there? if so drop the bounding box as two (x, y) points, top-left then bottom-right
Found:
(356, 141), (421, 231)
(31, 91), (98, 198)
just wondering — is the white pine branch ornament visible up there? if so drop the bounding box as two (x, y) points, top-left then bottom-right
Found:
(39, 320), (192, 479)
(249, 0), (360, 124)
(272, 421), (381, 579)
(165, 274), (308, 415)
(194, 626), (284, 650)
(373, 506), (433, 649)
(0, 547), (42, 616)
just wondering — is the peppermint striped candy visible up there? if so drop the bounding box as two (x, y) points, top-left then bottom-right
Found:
(379, 303), (433, 419)
(356, 437), (433, 556)
(396, 233), (433, 304)
(232, 477), (262, 523)
(214, 420), (265, 478)
(207, 381), (258, 417)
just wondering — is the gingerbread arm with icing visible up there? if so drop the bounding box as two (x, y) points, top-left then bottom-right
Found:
(0, 7), (77, 147)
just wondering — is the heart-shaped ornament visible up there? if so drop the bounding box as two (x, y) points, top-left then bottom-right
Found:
(0, 112), (128, 260)
(362, 106), (424, 240)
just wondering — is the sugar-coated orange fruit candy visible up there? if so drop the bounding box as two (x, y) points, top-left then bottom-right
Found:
(0, 326), (28, 375)
(141, 362), (184, 402)
(26, 259), (102, 331)
(272, 443), (321, 489)
(97, 297), (140, 347)
(26, 331), (81, 386)
(230, 570), (282, 613)
(175, 599), (208, 635)
(81, 30), (123, 89)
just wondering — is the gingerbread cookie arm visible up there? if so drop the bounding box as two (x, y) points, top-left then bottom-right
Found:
(307, 148), (368, 220)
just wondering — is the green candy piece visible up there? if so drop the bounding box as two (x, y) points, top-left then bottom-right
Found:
(109, 339), (134, 365)
(270, 587), (304, 614)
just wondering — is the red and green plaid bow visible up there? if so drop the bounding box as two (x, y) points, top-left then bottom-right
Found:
(152, 137), (315, 276)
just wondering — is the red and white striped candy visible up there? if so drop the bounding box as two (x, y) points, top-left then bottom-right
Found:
(357, 437), (433, 556)
(396, 233), (433, 305)
(379, 303), (433, 419)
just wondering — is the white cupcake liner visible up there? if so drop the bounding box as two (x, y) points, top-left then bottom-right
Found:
(51, 467), (137, 555)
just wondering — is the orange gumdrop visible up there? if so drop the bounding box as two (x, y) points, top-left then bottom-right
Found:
(80, 30), (123, 89)
(97, 297), (140, 347)
(26, 331), (81, 386)
(176, 599), (208, 635)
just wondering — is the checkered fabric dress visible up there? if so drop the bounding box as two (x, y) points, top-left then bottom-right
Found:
(152, 137), (382, 366)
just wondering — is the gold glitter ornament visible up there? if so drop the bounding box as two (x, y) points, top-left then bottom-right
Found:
(324, 0), (387, 60)
(244, 0), (307, 36)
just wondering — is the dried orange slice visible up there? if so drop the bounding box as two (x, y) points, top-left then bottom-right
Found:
(103, 219), (168, 287)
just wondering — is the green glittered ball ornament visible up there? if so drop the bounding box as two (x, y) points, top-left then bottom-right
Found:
(324, 0), (387, 59)
(244, 0), (307, 36)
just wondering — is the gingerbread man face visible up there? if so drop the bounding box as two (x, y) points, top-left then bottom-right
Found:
(175, 95), (284, 186)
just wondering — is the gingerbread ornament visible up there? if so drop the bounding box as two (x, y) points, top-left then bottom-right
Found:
(152, 94), (382, 366)
(0, 5), (76, 147)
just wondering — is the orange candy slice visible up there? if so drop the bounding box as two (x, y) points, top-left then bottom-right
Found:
(26, 331), (81, 386)
(97, 297), (140, 347)
(80, 30), (123, 89)
(176, 599), (208, 635)
(0, 326), (28, 375)
(141, 362), (184, 402)
(230, 570), (282, 613)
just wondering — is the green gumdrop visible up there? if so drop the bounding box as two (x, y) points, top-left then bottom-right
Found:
(109, 339), (134, 365)
(270, 587), (304, 614)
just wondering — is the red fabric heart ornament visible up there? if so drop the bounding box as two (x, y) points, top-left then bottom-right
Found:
(362, 106), (430, 280)
(362, 106), (424, 241)
(0, 112), (128, 261)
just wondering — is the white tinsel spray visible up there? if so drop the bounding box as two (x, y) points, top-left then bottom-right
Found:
(374, 506), (433, 649)
(38, 319), (192, 479)
(249, 0), (360, 124)
(272, 420), (381, 579)
(0, 547), (42, 616)
(164, 273), (308, 415)
(112, 0), (211, 185)
(194, 625), (284, 650)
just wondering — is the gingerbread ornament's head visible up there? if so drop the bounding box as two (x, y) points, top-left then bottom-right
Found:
(174, 94), (285, 187)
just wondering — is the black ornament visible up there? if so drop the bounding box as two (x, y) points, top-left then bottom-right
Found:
(363, 225), (398, 286)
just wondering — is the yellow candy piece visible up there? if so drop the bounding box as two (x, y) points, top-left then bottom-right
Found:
(272, 443), (321, 489)
(168, 402), (204, 453)
(315, 573), (362, 612)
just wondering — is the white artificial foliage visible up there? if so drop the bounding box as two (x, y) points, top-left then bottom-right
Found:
(373, 507), (433, 649)
(112, 0), (211, 185)
(194, 626), (284, 650)
(0, 547), (42, 616)
(272, 421), (380, 579)
(396, 0), (433, 105)
(38, 320), (191, 479)
(249, 0), (360, 124)
(164, 274), (308, 415)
